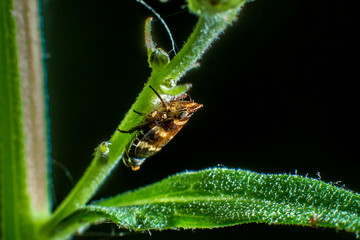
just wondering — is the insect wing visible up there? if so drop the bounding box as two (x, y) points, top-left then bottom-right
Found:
(134, 123), (183, 158)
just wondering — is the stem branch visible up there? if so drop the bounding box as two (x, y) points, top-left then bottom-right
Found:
(41, 4), (246, 238)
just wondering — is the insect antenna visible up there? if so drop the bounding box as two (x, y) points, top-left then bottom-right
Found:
(149, 85), (169, 111)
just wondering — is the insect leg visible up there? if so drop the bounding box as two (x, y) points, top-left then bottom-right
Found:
(117, 128), (135, 134)
(118, 126), (142, 133)
(118, 109), (149, 133)
(133, 109), (146, 116)
(118, 122), (150, 134)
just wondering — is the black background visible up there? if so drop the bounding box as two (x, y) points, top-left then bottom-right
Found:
(43, 0), (359, 239)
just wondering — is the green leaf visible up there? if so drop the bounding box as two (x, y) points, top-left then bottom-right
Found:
(51, 168), (360, 238)
(159, 83), (193, 96)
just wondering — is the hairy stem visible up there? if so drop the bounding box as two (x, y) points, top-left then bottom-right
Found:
(13, 0), (51, 217)
(41, 4), (246, 238)
(0, 0), (39, 238)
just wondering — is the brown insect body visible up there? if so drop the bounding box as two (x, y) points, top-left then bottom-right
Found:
(119, 87), (202, 171)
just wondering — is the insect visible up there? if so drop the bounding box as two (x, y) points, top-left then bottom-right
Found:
(118, 86), (203, 171)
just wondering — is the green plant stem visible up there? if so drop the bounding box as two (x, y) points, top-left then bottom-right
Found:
(155, 11), (239, 85)
(0, 0), (36, 239)
(41, 7), (243, 238)
(13, 0), (51, 216)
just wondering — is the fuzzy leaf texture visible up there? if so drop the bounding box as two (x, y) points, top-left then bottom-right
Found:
(58, 168), (360, 237)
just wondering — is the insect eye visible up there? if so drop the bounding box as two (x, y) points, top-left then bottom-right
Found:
(179, 111), (188, 120)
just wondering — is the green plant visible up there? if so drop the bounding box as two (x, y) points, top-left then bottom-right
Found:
(1, 0), (360, 239)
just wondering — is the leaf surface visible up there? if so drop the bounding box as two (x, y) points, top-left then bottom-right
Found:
(56, 168), (360, 238)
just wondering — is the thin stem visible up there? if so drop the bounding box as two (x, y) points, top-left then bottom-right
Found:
(41, 6), (244, 238)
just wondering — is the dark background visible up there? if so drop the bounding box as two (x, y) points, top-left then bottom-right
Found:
(43, 0), (359, 239)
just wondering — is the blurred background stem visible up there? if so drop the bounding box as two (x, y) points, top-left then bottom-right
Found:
(0, 0), (50, 239)
(12, 0), (51, 218)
